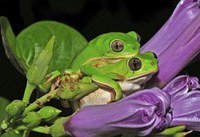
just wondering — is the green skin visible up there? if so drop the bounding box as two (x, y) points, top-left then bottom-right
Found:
(80, 51), (158, 100)
(45, 31), (141, 98)
(56, 51), (158, 101)
(46, 32), (159, 101)
(70, 31), (141, 71)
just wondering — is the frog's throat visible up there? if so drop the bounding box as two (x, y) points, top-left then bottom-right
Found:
(126, 70), (158, 81)
(82, 54), (135, 66)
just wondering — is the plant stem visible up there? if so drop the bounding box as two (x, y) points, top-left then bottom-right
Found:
(22, 130), (30, 137)
(23, 88), (58, 114)
(22, 81), (36, 103)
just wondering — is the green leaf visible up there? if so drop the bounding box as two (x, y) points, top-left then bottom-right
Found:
(0, 16), (25, 75)
(1, 17), (88, 75)
(1, 130), (22, 137)
(160, 125), (186, 136)
(0, 96), (10, 123)
(16, 20), (88, 73)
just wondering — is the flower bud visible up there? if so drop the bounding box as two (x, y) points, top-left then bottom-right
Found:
(50, 124), (68, 137)
(27, 35), (55, 85)
(37, 106), (61, 122)
(5, 100), (26, 117)
(23, 112), (41, 127)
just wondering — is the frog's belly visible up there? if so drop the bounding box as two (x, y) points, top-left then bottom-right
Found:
(79, 89), (112, 108)
(79, 75), (152, 108)
(118, 75), (152, 95)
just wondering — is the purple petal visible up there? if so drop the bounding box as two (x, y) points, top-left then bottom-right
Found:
(187, 76), (200, 90)
(141, 0), (200, 56)
(159, 75), (200, 131)
(155, 31), (200, 86)
(141, 0), (200, 87)
(163, 75), (190, 96)
(163, 75), (200, 103)
(170, 91), (200, 131)
(163, 75), (200, 95)
(63, 88), (171, 137)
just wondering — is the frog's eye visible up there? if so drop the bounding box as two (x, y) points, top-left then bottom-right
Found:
(111, 40), (124, 52)
(128, 58), (142, 71)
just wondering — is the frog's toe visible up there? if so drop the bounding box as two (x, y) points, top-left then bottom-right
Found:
(44, 71), (61, 85)
(111, 90), (123, 101)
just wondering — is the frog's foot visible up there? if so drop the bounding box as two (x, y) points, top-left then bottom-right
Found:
(47, 75), (63, 97)
(44, 70), (61, 86)
(109, 90), (116, 103)
(110, 88), (122, 102)
(59, 75), (76, 91)
(63, 69), (82, 81)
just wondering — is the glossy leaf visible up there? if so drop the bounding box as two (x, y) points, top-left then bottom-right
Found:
(0, 96), (10, 123)
(0, 16), (25, 75)
(16, 20), (88, 73)
(1, 16), (88, 75)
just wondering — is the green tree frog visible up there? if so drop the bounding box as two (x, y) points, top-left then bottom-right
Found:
(44, 31), (141, 91)
(57, 51), (158, 102)
(80, 51), (158, 101)
(70, 31), (141, 71)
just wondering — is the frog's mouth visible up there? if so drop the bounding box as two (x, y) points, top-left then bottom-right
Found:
(126, 71), (157, 81)
(118, 71), (157, 95)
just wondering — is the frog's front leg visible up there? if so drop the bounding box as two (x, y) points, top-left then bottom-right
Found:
(81, 65), (123, 101)
(92, 75), (122, 101)
(44, 69), (80, 85)
(44, 70), (61, 86)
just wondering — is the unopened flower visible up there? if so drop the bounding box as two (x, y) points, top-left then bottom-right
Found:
(63, 75), (200, 137)
(63, 88), (171, 137)
(62, 0), (200, 136)
(141, 0), (200, 87)
(163, 75), (200, 131)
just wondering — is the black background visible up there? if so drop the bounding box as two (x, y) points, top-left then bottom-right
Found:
(0, 0), (200, 137)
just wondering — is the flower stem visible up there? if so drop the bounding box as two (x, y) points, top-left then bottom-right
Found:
(23, 88), (58, 114)
(22, 130), (30, 137)
(22, 81), (36, 103)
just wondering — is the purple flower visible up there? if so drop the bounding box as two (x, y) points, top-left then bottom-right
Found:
(163, 75), (200, 103)
(64, 88), (171, 137)
(141, 0), (200, 87)
(164, 76), (200, 132)
(62, 0), (200, 136)
(63, 75), (200, 137)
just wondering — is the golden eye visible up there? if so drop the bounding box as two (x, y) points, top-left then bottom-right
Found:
(128, 58), (142, 71)
(111, 40), (124, 52)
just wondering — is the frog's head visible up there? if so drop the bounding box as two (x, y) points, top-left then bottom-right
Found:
(125, 51), (158, 80)
(117, 51), (158, 93)
(89, 31), (141, 59)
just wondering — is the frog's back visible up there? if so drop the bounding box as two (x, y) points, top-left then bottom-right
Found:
(70, 33), (110, 70)
(70, 31), (140, 71)
(70, 45), (103, 71)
